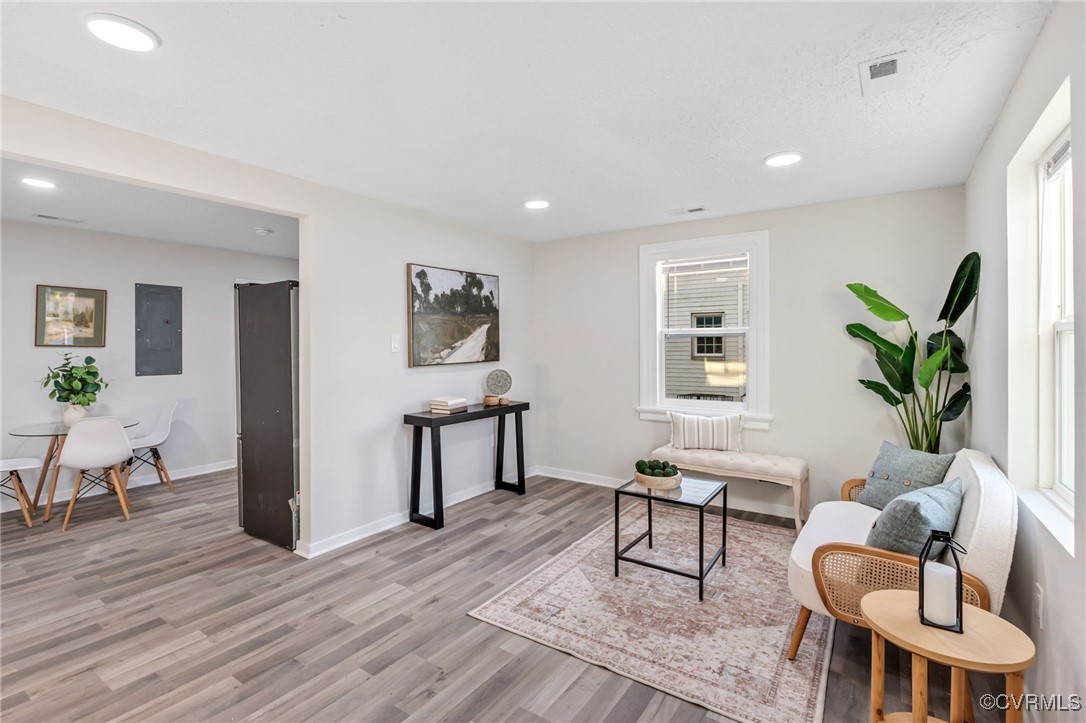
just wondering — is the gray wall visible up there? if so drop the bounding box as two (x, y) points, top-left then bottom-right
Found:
(1, 220), (298, 509)
(533, 186), (966, 519)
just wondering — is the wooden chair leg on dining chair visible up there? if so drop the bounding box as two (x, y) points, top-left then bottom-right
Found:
(109, 466), (131, 520)
(43, 436), (66, 522)
(151, 448), (175, 492)
(9, 471), (34, 528)
(788, 606), (812, 660)
(31, 434), (57, 511)
(62, 471), (85, 531)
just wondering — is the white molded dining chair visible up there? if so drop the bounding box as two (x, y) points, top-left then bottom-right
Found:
(1, 458), (41, 528)
(51, 417), (134, 531)
(124, 401), (178, 492)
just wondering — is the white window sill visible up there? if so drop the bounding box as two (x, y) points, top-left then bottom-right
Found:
(636, 406), (772, 430)
(1016, 489), (1075, 557)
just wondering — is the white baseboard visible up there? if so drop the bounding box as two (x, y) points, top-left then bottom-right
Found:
(296, 469), (543, 559)
(534, 466), (626, 488)
(0, 459), (236, 514)
(534, 465), (795, 520)
(296, 509), (410, 558)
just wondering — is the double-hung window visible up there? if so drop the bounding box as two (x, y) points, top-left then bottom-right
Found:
(638, 231), (770, 427)
(1039, 131), (1075, 504)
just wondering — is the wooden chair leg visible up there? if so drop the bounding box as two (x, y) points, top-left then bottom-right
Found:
(154, 449), (175, 492)
(123, 457), (134, 488)
(110, 467), (131, 520)
(43, 436), (66, 522)
(32, 434), (57, 510)
(62, 471), (84, 531)
(787, 606), (812, 660)
(10, 471), (33, 528)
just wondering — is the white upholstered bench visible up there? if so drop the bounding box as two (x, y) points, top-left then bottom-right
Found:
(649, 445), (810, 530)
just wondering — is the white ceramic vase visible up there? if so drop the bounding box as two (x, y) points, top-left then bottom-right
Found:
(63, 404), (88, 427)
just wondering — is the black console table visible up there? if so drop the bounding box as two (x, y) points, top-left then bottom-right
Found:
(403, 401), (529, 529)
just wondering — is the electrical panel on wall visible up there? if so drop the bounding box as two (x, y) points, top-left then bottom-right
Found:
(135, 283), (182, 376)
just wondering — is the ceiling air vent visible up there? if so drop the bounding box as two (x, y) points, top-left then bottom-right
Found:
(33, 213), (84, 224)
(869, 59), (897, 79)
(859, 52), (908, 97)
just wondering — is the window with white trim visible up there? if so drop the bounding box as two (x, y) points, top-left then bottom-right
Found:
(638, 232), (770, 427)
(1039, 130), (1075, 503)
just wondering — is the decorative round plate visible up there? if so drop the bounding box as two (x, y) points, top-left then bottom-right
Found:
(486, 369), (512, 395)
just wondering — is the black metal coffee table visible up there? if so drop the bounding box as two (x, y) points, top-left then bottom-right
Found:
(614, 476), (727, 600)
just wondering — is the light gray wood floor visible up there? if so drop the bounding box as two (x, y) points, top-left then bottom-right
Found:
(0, 471), (1002, 722)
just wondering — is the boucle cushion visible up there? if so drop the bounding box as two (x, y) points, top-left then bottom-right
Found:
(667, 411), (742, 451)
(866, 478), (963, 557)
(650, 446), (808, 483)
(941, 449), (1018, 614)
(857, 441), (955, 510)
(788, 501), (881, 616)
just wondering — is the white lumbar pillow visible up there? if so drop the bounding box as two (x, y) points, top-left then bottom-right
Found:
(667, 411), (743, 452)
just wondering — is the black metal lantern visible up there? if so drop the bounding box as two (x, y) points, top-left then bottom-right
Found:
(918, 529), (967, 634)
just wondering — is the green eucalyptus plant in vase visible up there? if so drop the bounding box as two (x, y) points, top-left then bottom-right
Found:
(846, 252), (980, 453)
(40, 353), (109, 426)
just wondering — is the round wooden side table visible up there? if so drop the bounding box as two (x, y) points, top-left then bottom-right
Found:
(861, 589), (1036, 723)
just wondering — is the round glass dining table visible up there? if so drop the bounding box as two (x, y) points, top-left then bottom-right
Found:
(8, 417), (140, 517)
(8, 418), (139, 439)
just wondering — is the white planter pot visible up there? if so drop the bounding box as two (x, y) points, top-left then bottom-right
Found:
(63, 404), (88, 427)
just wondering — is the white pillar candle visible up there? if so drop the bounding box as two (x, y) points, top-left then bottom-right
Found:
(922, 561), (958, 627)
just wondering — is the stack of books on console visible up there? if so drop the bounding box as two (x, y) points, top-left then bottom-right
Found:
(430, 396), (468, 415)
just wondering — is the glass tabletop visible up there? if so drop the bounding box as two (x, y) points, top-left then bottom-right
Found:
(8, 417), (140, 437)
(617, 476), (727, 507)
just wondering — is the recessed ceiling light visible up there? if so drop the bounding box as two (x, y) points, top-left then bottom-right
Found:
(524, 199), (550, 210)
(85, 13), (160, 52)
(254, 227), (275, 236)
(22, 178), (56, 189)
(764, 152), (803, 167)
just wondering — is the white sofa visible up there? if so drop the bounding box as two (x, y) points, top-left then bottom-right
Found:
(786, 448), (1018, 660)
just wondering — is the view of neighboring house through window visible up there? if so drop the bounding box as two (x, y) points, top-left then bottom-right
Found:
(662, 255), (749, 402)
(692, 313), (725, 357)
(1040, 130), (1075, 502)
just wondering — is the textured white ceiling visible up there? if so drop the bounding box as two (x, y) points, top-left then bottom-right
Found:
(1, 2), (1051, 242)
(2, 159), (300, 258)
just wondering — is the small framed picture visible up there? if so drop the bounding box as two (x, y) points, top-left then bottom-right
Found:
(35, 285), (108, 347)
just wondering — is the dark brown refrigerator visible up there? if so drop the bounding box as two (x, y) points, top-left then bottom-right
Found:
(235, 280), (300, 549)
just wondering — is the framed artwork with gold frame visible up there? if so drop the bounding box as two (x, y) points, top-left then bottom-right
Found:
(35, 285), (107, 347)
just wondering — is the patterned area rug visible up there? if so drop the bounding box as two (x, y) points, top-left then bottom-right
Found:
(470, 504), (832, 722)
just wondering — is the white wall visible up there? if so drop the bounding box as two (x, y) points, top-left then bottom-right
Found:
(964, 1), (1085, 710)
(1, 98), (537, 556)
(1, 221), (298, 509)
(532, 187), (966, 518)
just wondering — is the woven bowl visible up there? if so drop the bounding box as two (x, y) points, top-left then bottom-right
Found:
(634, 469), (683, 490)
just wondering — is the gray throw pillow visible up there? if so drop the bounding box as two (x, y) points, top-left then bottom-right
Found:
(866, 478), (963, 557)
(857, 441), (955, 510)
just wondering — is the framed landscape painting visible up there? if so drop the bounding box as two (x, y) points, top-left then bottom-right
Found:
(407, 263), (499, 366)
(35, 285), (107, 347)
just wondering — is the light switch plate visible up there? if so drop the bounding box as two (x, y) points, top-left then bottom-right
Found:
(390, 335), (402, 353)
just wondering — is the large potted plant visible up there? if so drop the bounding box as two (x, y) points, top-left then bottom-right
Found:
(846, 252), (980, 453)
(41, 353), (109, 426)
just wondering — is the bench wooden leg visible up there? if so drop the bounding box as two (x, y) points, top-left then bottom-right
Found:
(792, 479), (806, 531)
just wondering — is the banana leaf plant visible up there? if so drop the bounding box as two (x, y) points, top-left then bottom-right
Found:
(846, 252), (980, 453)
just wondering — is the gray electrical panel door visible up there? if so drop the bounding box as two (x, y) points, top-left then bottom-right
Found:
(135, 283), (182, 376)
